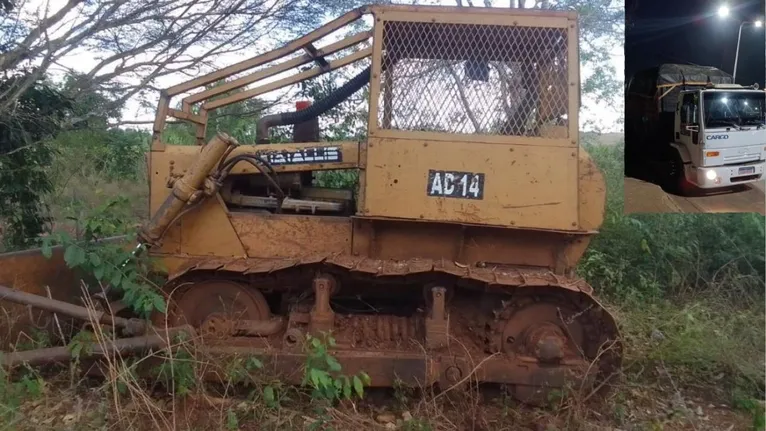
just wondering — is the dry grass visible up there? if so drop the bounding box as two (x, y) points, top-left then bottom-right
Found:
(0, 289), (760, 431)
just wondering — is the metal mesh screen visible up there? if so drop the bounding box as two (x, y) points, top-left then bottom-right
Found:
(378, 20), (569, 138)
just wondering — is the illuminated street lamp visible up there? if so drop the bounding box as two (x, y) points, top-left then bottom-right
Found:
(718, 5), (764, 82)
(733, 20), (764, 82)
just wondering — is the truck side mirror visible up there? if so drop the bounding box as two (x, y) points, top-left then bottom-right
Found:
(686, 125), (699, 132)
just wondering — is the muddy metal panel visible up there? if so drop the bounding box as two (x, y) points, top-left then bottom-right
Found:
(361, 137), (579, 230)
(0, 237), (127, 299)
(351, 218), (586, 270)
(230, 213), (353, 258)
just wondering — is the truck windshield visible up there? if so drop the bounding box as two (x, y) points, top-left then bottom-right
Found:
(703, 91), (766, 129)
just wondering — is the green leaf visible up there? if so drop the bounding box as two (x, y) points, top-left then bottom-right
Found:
(310, 368), (322, 388)
(94, 265), (105, 280)
(73, 246), (86, 266)
(342, 376), (351, 399)
(352, 375), (364, 398)
(63, 245), (79, 267)
(263, 385), (276, 407)
(68, 341), (83, 360)
(360, 371), (371, 385)
(110, 270), (122, 287)
(88, 252), (102, 267)
(151, 294), (166, 313)
(245, 357), (263, 371)
(41, 238), (52, 259)
(122, 287), (135, 305)
(640, 238), (651, 254)
(225, 408), (238, 431)
(58, 231), (72, 244)
(326, 355), (341, 372)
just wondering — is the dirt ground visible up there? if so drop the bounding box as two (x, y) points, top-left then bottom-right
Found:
(5, 377), (758, 431)
(623, 178), (765, 215)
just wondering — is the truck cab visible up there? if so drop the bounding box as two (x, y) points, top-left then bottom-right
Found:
(674, 85), (766, 188)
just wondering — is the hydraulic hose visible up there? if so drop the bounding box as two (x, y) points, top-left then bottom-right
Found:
(256, 65), (372, 143)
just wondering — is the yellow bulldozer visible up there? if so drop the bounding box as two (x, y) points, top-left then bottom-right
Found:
(0, 4), (620, 404)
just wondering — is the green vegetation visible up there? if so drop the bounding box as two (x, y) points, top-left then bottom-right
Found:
(0, 76), (71, 249)
(583, 140), (765, 429)
(1, 1), (762, 429)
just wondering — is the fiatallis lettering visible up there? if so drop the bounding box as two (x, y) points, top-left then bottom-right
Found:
(256, 146), (341, 165)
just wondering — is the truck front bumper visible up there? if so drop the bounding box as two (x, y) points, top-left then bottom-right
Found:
(686, 161), (766, 189)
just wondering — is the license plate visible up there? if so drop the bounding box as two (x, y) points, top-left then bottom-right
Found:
(738, 166), (755, 175)
(427, 170), (485, 200)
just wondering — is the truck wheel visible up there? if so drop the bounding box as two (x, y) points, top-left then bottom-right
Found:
(664, 153), (688, 195)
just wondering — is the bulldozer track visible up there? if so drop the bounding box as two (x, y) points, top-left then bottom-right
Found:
(158, 255), (622, 403)
(167, 255), (593, 292)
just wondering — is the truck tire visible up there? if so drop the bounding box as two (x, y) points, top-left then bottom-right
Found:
(663, 152), (687, 195)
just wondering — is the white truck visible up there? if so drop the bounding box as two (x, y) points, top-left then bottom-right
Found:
(626, 64), (765, 192)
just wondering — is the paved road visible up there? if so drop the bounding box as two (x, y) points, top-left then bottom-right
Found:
(624, 178), (766, 215)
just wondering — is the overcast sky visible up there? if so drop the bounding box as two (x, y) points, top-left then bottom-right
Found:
(27, 0), (625, 133)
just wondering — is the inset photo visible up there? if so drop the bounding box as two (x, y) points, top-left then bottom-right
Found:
(625, 0), (765, 214)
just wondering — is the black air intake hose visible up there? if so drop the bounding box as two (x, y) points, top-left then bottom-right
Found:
(256, 65), (372, 143)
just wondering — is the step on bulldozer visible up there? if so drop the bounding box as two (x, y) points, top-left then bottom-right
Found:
(0, 4), (621, 404)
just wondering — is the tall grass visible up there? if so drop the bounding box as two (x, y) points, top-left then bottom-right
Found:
(581, 138), (765, 407)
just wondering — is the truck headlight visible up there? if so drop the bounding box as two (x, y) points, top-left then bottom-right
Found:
(705, 170), (717, 180)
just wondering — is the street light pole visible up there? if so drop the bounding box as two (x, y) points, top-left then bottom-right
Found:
(732, 20), (763, 83)
(734, 22), (744, 82)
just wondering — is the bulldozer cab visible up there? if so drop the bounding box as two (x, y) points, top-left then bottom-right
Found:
(362, 7), (579, 230)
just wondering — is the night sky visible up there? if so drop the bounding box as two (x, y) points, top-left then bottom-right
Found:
(626, 0), (765, 87)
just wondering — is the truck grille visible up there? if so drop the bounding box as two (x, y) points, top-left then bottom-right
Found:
(723, 154), (760, 164)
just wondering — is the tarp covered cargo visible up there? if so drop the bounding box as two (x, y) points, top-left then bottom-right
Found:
(655, 64), (733, 86)
(628, 64), (734, 113)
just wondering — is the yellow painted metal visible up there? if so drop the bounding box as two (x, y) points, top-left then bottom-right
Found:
(361, 137), (580, 231)
(178, 195), (247, 258)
